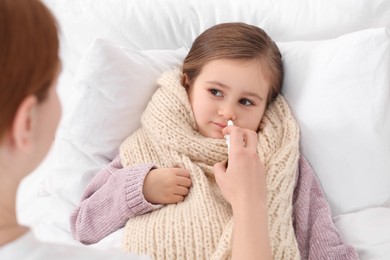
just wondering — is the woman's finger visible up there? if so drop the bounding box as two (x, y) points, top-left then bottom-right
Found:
(243, 129), (258, 151)
(227, 126), (245, 150)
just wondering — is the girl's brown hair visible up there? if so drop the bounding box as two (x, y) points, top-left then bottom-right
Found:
(0, 0), (59, 139)
(182, 22), (283, 105)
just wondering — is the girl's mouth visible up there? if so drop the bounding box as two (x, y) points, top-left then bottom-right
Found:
(213, 122), (226, 129)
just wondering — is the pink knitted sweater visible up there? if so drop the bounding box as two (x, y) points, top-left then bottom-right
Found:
(70, 155), (358, 259)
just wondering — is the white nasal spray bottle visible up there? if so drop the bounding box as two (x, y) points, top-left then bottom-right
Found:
(225, 120), (234, 155)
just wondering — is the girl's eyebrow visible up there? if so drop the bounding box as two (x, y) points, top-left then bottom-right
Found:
(206, 80), (263, 101)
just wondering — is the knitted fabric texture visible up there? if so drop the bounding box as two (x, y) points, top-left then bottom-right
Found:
(120, 69), (301, 260)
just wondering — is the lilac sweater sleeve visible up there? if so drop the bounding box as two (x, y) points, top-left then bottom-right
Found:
(293, 156), (359, 260)
(70, 155), (162, 245)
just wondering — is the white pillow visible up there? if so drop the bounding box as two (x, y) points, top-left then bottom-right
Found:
(43, 0), (390, 118)
(280, 27), (390, 216)
(65, 40), (187, 162)
(44, 0), (390, 50)
(46, 27), (390, 238)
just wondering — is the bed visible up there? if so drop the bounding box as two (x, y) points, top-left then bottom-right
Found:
(17, 0), (390, 259)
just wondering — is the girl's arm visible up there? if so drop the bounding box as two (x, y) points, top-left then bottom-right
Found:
(293, 156), (359, 259)
(214, 126), (272, 260)
(70, 155), (161, 245)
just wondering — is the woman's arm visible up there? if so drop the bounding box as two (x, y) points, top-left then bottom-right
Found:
(214, 126), (272, 260)
(70, 155), (160, 245)
(293, 156), (359, 259)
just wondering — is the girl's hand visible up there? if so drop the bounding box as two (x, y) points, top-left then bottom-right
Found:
(214, 126), (267, 209)
(143, 167), (192, 204)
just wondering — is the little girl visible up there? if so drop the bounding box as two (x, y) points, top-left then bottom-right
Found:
(71, 23), (358, 260)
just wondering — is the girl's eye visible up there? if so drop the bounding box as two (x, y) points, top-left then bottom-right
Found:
(209, 88), (223, 97)
(239, 98), (253, 106)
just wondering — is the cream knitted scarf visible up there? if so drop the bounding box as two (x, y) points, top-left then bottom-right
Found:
(120, 69), (300, 260)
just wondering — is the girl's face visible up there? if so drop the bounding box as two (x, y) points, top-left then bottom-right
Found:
(187, 58), (271, 139)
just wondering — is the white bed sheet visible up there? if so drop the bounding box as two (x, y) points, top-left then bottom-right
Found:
(334, 207), (390, 260)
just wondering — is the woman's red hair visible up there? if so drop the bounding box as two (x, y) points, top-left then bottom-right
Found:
(0, 0), (59, 139)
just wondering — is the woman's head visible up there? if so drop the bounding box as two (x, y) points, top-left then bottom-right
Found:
(0, 0), (60, 141)
(0, 0), (61, 177)
(182, 23), (283, 138)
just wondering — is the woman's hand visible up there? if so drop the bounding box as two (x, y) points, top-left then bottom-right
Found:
(143, 167), (192, 204)
(214, 125), (272, 260)
(214, 126), (267, 208)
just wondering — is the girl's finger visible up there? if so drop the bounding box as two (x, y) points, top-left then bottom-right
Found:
(176, 169), (190, 178)
(177, 175), (192, 187)
(171, 194), (185, 203)
(174, 186), (190, 196)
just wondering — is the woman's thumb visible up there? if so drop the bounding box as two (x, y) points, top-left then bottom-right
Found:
(213, 161), (227, 182)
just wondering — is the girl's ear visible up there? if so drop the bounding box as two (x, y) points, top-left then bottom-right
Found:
(10, 95), (38, 150)
(182, 73), (191, 92)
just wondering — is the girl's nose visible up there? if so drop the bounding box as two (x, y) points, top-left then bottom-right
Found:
(218, 103), (236, 121)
